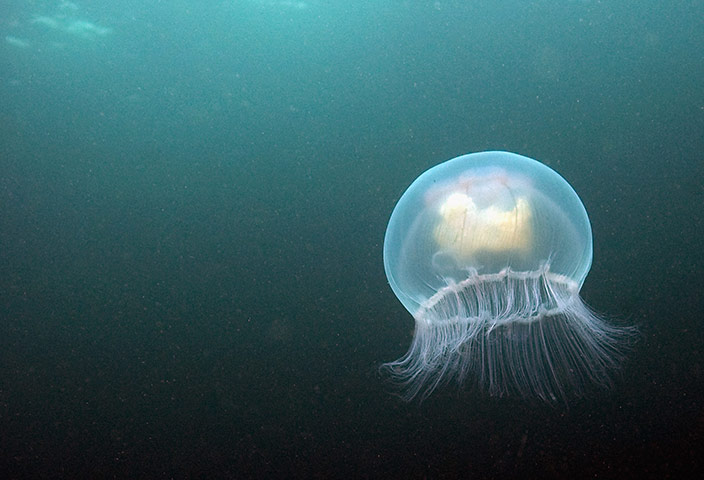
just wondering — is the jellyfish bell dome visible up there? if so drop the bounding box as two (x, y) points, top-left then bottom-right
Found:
(385, 152), (593, 315)
(382, 151), (635, 402)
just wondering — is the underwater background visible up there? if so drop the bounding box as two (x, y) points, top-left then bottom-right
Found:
(1, 0), (702, 478)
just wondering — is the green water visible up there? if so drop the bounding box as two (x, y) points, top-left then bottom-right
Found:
(1, 1), (702, 477)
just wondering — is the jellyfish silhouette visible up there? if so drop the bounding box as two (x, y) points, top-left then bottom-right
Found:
(382, 151), (636, 402)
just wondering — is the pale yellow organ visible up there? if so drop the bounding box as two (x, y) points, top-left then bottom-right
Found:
(433, 192), (532, 260)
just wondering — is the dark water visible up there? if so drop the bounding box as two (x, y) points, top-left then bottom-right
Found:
(1, 0), (702, 477)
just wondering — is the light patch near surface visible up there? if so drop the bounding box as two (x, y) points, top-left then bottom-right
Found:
(5, 36), (31, 48)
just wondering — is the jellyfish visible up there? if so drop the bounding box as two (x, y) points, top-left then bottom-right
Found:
(382, 151), (636, 402)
